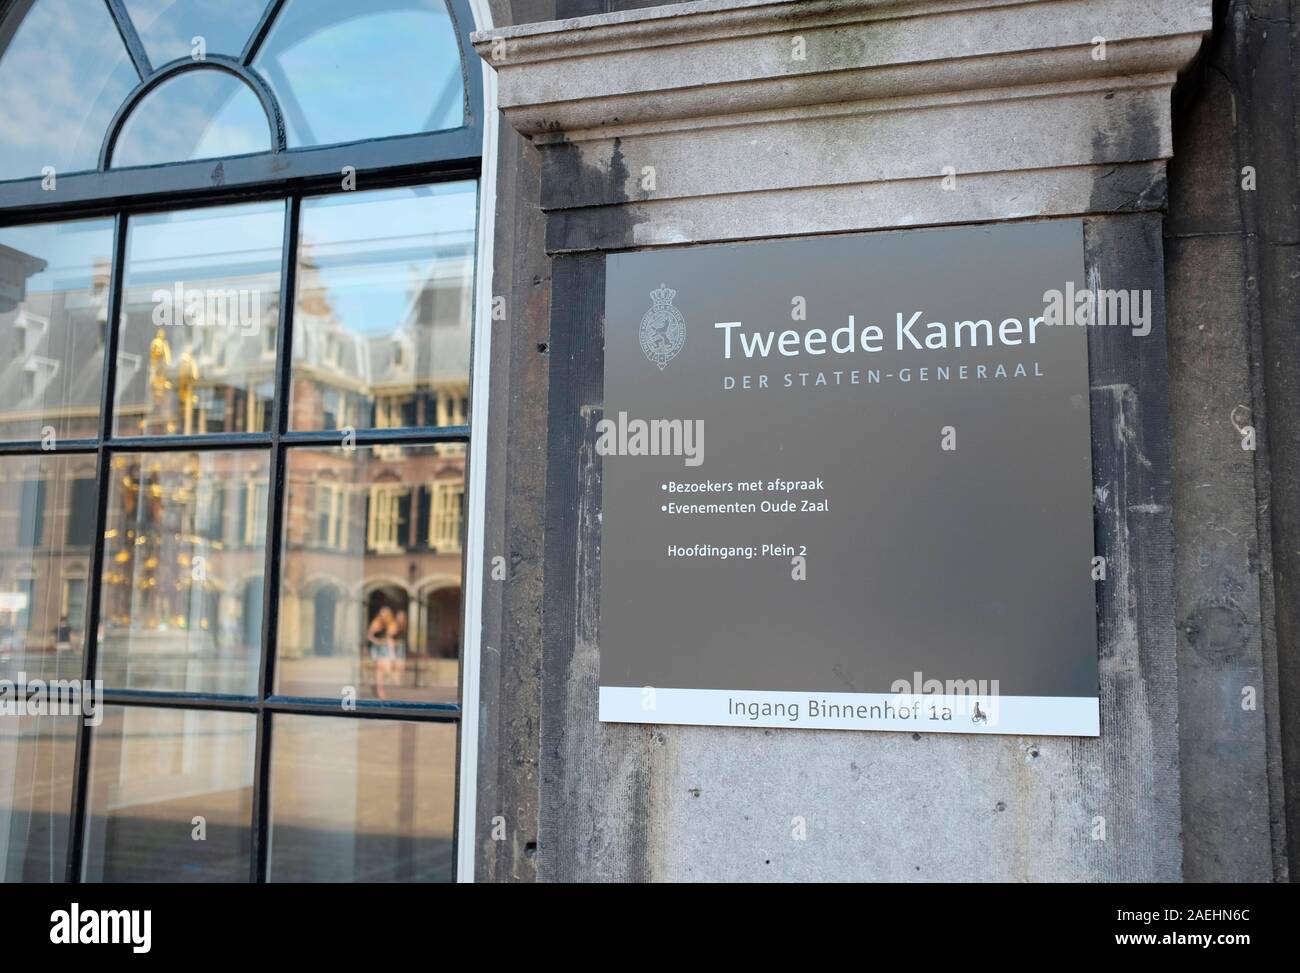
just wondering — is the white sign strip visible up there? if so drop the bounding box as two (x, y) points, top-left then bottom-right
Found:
(600, 687), (1100, 737)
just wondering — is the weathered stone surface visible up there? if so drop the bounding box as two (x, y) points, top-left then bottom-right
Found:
(476, 0), (1215, 882)
(477, 0), (1211, 249)
(1160, 0), (1298, 881)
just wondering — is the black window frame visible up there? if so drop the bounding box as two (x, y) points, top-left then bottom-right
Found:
(0, 0), (484, 883)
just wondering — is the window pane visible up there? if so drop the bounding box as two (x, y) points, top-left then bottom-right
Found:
(277, 444), (464, 704)
(289, 183), (475, 433)
(82, 706), (255, 882)
(97, 450), (269, 695)
(0, 218), (114, 441)
(268, 715), (454, 882)
(254, 0), (464, 148)
(115, 201), (283, 436)
(0, 454), (97, 683)
(122, 0), (268, 66)
(0, 713), (77, 882)
(111, 70), (272, 169)
(0, 0), (139, 181)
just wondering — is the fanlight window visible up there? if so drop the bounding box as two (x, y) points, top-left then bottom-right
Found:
(111, 70), (272, 168)
(0, 0), (469, 180)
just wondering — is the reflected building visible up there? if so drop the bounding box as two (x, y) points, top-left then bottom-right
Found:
(0, 241), (109, 443)
(94, 205), (471, 704)
(277, 233), (470, 705)
(0, 223), (111, 682)
(0, 453), (97, 683)
(0, 0), (477, 886)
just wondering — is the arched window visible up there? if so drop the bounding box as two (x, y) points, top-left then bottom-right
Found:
(109, 68), (274, 168)
(0, 0), (480, 196)
(0, 0), (484, 885)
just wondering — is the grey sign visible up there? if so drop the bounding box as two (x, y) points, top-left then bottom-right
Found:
(599, 220), (1100, 735)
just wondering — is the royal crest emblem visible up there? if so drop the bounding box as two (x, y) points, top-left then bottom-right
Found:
(639, 284), (686, 370)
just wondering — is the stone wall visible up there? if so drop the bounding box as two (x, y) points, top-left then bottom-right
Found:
(472, 0), (1297, 882)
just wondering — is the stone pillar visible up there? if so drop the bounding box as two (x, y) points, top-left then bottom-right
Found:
(476, 0), (1212, 881)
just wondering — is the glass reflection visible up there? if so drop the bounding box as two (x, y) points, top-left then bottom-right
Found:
(111, 70), (272, 169)
(97, 450), (269, 695)
(0, 0), (139, 181)
(268, 715), (454, 882)
(122, 0), (269, 67)
(82, 706), (254, 882)
(289, 183), (475, 433)
(0, 218), (114, 441)
(277, 445), (464, 703)
(254, 0), (464, 148)
(0, 713), (77, 882)
(114, 202), (284, 436)
(0, 454), (97, 683)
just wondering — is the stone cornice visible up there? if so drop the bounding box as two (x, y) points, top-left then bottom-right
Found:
(475, 0), (1209, 137)
(479, 0), (1199, 61)
(474, 0), (1212, 251)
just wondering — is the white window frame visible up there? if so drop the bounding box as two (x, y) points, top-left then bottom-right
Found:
(457, 0), (498, 883)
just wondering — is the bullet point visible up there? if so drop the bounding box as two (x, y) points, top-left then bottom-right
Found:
(661, 505), (667, 512)
(661, 483), (667, 490)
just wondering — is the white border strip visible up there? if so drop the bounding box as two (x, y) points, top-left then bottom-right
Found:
(600, 687), (1100, 737)
(457, 0), (498, 884)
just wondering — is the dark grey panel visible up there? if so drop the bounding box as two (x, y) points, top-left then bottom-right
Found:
(600, 221), (1098, 700)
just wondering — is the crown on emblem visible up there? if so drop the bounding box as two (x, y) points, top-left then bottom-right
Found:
(649, 284), (676, 305)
